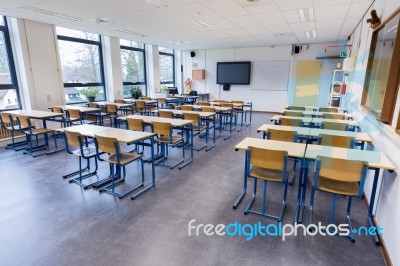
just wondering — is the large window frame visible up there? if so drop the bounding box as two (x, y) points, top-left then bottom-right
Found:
(362, 8), (400, 125)
(120, 41), (147, 98)
(158, 47), (175, 91)
(57, 28), (106, 104)
(0, 16), (21, 111)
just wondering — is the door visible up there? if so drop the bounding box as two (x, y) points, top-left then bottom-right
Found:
(295, 60), (322, 106)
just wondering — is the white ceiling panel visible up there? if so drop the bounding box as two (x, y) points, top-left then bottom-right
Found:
(228, 16), (261, 28)
(316, 19), (344, 30)
(244, 3), (280, 14)
(253, 12), (287, 26)
(274, 0), (313, 11)
(315, 4), (351, 21)
(0, 0), (374, 50)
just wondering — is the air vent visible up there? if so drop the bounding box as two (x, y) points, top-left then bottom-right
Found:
(20, 6), (80, 21)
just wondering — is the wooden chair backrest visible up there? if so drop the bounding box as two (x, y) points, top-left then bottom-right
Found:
(198, 101), (210, 106)
(95, 135), (119, 154)
(287, 106), (305, 111)
(249, 146), (287, 171)
(158, 98), (166, 105)
(64, 130), (82, 148)
(321, 121), (348, 131)
(52, 107), (64, 114)
(115, 99), (125, 104)
(283, 110), (302, 117)
(181, 105), (193, 111)
(279, 117), (302, 127)
(68, 109), (81, 119)
(159, 110), (173, 118)
(323, 113), (345, 120)
(152, 121), (172, 135)
(106, 104), (118, 114)
(319, 134), (354, 148)
(126, 118), (144, 131)
(319, 107), (337, 113)
(317, 156), (365, 183)
(267, 129), (296, 142)
(183, 112), (200, 125)
(201, 107), (215, 112)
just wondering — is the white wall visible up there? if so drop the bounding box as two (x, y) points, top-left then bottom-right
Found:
(183, 44), (341, 112)
(345, 0), (400, 264)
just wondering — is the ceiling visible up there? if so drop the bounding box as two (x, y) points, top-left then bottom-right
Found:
(0, 0), (373, 50)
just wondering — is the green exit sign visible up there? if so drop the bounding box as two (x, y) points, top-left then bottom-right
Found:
(340, 51), (347, 57)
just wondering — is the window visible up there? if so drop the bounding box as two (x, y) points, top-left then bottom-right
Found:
(0, 16), (21, 111)
(120, 39), (147, 98)
(158, 46), (175, 91)
(56, 27), (106, 103)
(362, 9), (400, 125)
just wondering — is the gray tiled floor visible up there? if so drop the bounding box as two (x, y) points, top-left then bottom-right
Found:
(0, 113), (385, 265)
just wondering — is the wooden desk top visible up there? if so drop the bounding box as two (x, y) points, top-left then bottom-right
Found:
(271, 115), (358, 127)
(61, 124), (113, 136)
(305, 144), (395, 170)
(154, 109), (215, 117)
(53, 105), (101, 113)
(182, 105), (232, 111)
(279, 109), (353, 119)
(123, 114), (193, 127)
(235, 137), (306, 158)
(174, 95), (199, 99)
(257, 124), (311, 135)
(124, 99), (158, 104)
(285, 106), (347, 112)
(95, 129), (155, 143)
(7, 110), (64, 119)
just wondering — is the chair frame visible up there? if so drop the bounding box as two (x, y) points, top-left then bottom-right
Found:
(0, 112), (29, 151)
(309, 157), (368, 242)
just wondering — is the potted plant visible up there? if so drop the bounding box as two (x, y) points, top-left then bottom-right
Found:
(161, 86), (169, 97)
(80, 87), (100, 102)
(129, 85), (143, 99)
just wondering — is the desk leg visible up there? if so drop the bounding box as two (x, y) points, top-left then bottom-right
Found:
(246, 103), (252, 126)
(206, 115), (216, 151)
(367, 168), (381, 245)
(294, 158), (308, 223)
(233, 150), (249, 209)
(224, 110), (233, 140)
(237, 108), (244, 132)
(179, 124), (194, 169)
(131, 137), (156, 200)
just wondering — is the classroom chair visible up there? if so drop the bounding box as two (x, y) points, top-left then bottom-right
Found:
(126, 117), (145, 153)
(183, 112), (209, 151)
(244, 146), (289, 222)
(94, 135), (145, 199)
(181, 105), (193, 111)
(321, 121), (349, 131)
(115, 99), (125, 104)
(115, 99), (131, 115)
(220, 103), (238, 127)
(63, 130), (98, 188)
(106, 104), (122, 127)
(17, 115), (58, 157)
(213, 99), (226, 103)
(319, 134), (355, 149)
(279, 117), (303, 127)
(198, 101), (210, 106)
(283, 110), (303, 117)
(309, 156), (368, 242)
(67, 109), (94, 126)
(265, 129), (298, 184)
(51, 106), (67, 127)
(159, 110), (173, 118)
(151, 121), (185, 169)
(157, 98), (167, 109)
(135, 100), (148, 115)
(287, 106), (305, 111)
(323, 113), (345, 120)
(319, 107), (338, 113)
(140, 96), (152, 101)
(88, 102), (108, 125)
(0, 112), (28, 150)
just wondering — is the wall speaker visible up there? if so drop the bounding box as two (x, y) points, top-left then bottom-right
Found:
(223, 84), (230, 91)
(294, 45), (300, 54)
(190, 51), (196, 57)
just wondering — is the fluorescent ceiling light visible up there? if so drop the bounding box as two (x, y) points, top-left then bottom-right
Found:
(298, 8), (314, 22)
(21, 6), (80, 21)
(298, 9), (306, 22)
(221, 37), (240, 43)
(168, 41), (190, 45)
(312, 30), (317, 37)
(142, 0), (168, 8)
(308, 8), (314, 21)
(305, 31), (310, 38)
(117, 29), (147, 37)
(192, 21), (215, 31)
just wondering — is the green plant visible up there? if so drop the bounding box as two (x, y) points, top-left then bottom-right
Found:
(161, 86), (169, 93)
(129, 85), (143, 99)
(80, 87), (100, 98)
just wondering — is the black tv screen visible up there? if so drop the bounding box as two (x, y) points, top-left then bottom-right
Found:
(217, 61), (251, 85)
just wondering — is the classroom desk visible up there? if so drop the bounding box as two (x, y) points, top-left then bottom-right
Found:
(7, 110), (65, 156)
(285, 106), (347, 112)
(153, 109), (217, 149)
(119, 114), (194, 169)
(94, 101), (134, 109)
(63, 125), (156, 200)
(233, 137), (307, 209)
(279, 109), (353, 120)
(209, 100), (253, 126)
(257, 124), (372, 146)
(52, 105), (101, 113)
(300, 144), (395, 244)
(270, 115), (359, 129)
(174, 95), (199, 104)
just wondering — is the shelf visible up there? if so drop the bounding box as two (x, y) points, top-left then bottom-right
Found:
(192, 69), (205, 80)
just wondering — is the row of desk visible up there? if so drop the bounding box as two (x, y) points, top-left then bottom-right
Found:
(233, 111), (395, 245)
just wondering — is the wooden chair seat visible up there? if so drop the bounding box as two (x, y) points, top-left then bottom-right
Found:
(192, 124), (207, 131)
(156, 135), (183, 144)
(72, 146), (97, 157)
(317, 177), (359, 196)
(105, 152), (142, 165)
(250, 166), (289, 182)
(6, 125), (29, 131)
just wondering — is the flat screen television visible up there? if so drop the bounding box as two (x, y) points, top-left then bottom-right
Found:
(217, 61), (251, 85)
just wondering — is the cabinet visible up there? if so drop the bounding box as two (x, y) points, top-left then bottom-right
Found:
(329, 70), (345, 107)
(192, 69), (205, 80)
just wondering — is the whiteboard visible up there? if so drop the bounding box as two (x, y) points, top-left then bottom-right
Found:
(251, 60), (290, 91)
